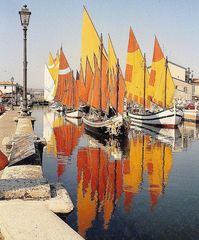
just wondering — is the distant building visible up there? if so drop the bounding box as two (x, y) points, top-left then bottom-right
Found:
(0, 81), (22, 104)
(0, 81), (17, 94)
(192, 78), (199, 100)
(28, 88), (44, 103)
(168, 61), (193, 101)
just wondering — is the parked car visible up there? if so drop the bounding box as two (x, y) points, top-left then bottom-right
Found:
(184, 103), (195, 110)
(0, 104), (6, 114)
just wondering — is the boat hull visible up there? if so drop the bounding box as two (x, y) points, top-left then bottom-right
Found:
(82, 115), (125, 137)
(65, 109), (83, 118)
(128, 107), (183, 128)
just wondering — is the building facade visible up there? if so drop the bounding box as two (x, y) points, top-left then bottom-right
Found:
(192, 79), (199, 100)
(168, 61), (193, 101)
(0, 81), (17, 94)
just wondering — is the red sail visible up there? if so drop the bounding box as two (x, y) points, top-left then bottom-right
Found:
(77, 59), (93, 105)
(55, 47), (71, 104)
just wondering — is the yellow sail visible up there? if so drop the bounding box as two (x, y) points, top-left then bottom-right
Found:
(81, 7), (101, 77)
(150, 37), (175, 108)
(125, 27), (150, 108)
(108, 35), (117, 109)
(108, 35), (125, 113)
(108, 35), (117, 74)
(47, 51), (59, 98)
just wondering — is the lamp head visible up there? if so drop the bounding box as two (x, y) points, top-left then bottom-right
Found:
(19, 5), (31, 28)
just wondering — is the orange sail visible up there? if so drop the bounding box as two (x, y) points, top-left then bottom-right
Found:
(89, 55), (100, 109)
(55, 47), (71, 104)
(77, 59), (93, 104)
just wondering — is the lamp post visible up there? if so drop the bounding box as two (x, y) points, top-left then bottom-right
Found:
(19, 5), (31, 116)
(11, 77), (14, 110)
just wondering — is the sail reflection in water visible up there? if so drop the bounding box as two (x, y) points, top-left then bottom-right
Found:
(43, 110), (174, 237)
(43, 110), (83, 177)
(76, 132), (173, 237)
(77, 146), (123, 237)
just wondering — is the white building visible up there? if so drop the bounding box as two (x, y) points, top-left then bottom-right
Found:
(192, 79), (199, 100)
(0, 81), (17, 94)
(168, 61), (193, 101)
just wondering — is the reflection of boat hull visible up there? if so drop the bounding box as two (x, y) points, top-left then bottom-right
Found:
(130, 123), (181, 146)
(82, 115), (125, 137)
(128, 108), (183, 128)
(65, 109), (83, 118)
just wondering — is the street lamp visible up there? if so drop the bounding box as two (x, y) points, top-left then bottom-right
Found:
(19, 5), (31, 116)
(11, 77), (14, 110)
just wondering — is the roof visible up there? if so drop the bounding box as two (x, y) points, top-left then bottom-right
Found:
(0, 82), (17, 85)
(192, 78), (199, 83)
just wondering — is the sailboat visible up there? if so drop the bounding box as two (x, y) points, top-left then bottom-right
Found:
(81, 8), (126, 137)
(53, 46), (83, 118)
(63, 70), (83, 118)
(125, 28), (183, 128)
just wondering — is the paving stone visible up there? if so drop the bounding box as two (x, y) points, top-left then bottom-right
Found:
(0, 203), (84, 240)
(1, 165), (43, 180)
(0, 178), (51, 200)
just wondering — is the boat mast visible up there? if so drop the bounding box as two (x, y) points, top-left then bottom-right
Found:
(116, 58), (120, 114)
(99, 33), (103, 112)
(143, 53), (146, 110)
(164, 57), (168, 108)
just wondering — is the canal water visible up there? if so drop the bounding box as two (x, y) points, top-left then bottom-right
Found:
(32, 107), (199, 240)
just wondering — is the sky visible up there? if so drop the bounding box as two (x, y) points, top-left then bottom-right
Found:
(0, 0), (199, 89)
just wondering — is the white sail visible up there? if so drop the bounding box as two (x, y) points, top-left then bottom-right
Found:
(44, 64), (55, 102)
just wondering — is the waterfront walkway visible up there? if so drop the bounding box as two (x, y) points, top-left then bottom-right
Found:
(0, 108), (84, 240)
(0, 108), (19, 155)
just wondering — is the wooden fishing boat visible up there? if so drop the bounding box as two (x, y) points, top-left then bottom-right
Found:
(63, 70), (83, 119)
(65, 109), (83, 118)
(125, 28), (183, 128)
(83, 114), (124, 137)
(81, 8), (126, 137)
(128, 106), (183, 128)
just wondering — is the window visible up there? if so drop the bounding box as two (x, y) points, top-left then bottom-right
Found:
(4, 86), (6, 89)
(184, 87), (187, 93)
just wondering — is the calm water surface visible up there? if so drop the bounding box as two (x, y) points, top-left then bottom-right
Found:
(32, 107), (199, 240)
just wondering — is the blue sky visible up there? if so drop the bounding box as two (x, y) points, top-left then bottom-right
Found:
(0, 0), (198, 88)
